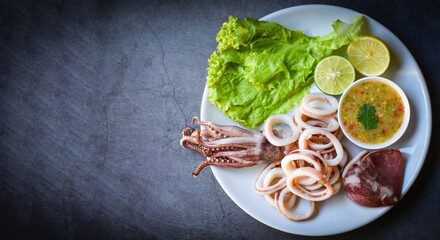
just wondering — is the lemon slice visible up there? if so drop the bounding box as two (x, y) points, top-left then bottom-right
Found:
(314, 56), (355, 96)
(347, 36), (390, 76)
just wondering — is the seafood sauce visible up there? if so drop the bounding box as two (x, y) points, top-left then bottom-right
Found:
(340, 81), (405, 144)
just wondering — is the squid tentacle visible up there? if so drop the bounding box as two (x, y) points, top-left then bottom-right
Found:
(194, 117), (255, 138)
(192, 160), (209, 178)
(181, 117), (284, 177)
(192, 159), (257, 178)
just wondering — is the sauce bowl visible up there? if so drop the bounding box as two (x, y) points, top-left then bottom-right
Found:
(338, 77), (410, 149)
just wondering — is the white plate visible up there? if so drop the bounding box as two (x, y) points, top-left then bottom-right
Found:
(200, 4), (431, 236)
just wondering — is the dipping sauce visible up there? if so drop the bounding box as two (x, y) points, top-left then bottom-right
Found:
(340, 80), (405, 145)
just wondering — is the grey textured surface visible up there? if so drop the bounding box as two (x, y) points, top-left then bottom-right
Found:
(0, 0), (439, 239)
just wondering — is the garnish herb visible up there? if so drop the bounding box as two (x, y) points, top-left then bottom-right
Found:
(357, 104), (379, 130)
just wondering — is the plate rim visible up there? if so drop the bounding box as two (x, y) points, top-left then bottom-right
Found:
(200, 4), (432, 236)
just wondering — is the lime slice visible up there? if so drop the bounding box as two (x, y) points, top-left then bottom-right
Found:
(347, 36), (390, 76)
(314, 56), (355, 95)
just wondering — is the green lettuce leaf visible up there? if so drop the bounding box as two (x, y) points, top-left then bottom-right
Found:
(207, 15), (364, 128)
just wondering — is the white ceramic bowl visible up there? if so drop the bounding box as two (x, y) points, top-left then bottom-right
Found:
(338, 77), (410, 149)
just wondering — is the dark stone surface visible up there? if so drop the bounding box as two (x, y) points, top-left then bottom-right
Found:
(0, 0), (439, 239)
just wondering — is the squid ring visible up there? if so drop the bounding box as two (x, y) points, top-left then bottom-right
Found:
(338, 149), (349, 169)
(275, 187), (316, 221)
(300, 93), (338, 119)
(255, 161), (285, 195)
(261, 168), (288, 207)
(281, 150), (327, 185)
(265, 114), (299, 146)
(294, 110), (339, 133)
(331, 178), (342, 195)
(286, 167), (334, 201)
(299, 128), (344, 166)
(263, 168), (287, 205)
(307, 138), (333, 151)
(303, 165), (339, 191)
(263, 168), (287, 189)
(342, 150), (369, 178)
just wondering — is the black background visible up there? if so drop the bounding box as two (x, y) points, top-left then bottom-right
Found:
(1, 0), (439, 239)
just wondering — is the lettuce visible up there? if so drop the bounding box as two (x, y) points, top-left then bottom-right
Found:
(207, 15), (364, 128)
